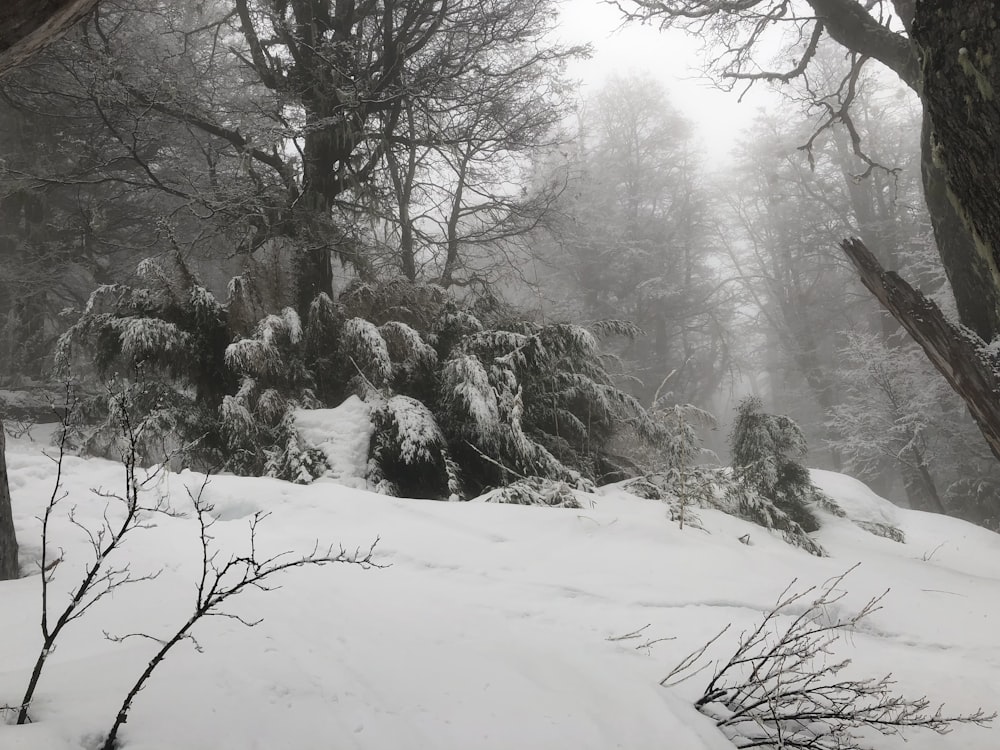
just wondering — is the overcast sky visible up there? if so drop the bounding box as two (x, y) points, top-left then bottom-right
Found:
(556, 0), (774, 165)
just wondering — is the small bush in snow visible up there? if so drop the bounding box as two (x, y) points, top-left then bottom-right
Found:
(854, 520), (906, 543)
(624, 468), (826, 556)
(479, 477), (583, 509)
(263, 413), (329, 484)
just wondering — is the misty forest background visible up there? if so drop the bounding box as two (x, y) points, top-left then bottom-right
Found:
(0, 0), (995, 532)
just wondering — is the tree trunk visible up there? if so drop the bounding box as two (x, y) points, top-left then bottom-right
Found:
(899, 449), (946, 514)
(0, 419), (18, 580)
(912, 1), (1000, 342)
(918, 105), (1000, 342)
(0, 0), (101, 581)
(842, 238), (1000, 473)
(0, 0), (99, 77)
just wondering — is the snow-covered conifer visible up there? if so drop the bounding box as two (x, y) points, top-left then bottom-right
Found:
(367, 395), (459, 498)
(730, 396), (824, 533)
(340, 318), (392, 388)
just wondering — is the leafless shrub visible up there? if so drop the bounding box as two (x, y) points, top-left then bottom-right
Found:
(663, 566), (994, 749)
(4, 382), (381, 750)
(14, 385), (173, 725)
(99, 479), (379, 750)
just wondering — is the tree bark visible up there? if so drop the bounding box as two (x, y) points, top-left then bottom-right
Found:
(0, 0), (99, 77)
(918, 102), (1000, 342)
(804, 0), (1000, 341)
(0, 419), (18, 580)
(842, 238), (1000, 469)
(912, 1), (1000, 342)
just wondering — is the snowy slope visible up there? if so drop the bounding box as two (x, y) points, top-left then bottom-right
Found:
(1, 434), (998, 750)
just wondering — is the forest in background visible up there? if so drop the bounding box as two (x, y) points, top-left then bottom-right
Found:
(0, 0), (998, 532)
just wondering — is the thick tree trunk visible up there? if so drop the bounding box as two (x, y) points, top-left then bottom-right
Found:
(0, 420), (18, 580)
(919, 107), (1000, 342)
(842, 238), (1000, 471)
(0, 0), (98, 77)
(806, 0), (1000, 341)
(912, 2), (1000, 342)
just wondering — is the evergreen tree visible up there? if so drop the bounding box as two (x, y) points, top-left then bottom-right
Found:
(730, 396), (823, 532)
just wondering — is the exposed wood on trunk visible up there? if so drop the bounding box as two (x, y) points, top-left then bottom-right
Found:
(0, 0), (99, 77)
(841, 237), (1000, 467)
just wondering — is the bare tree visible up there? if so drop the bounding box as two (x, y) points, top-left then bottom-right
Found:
(540, 74), (735, 406)
(620, 1), (1000, 474)
(618, 0), (998, 343)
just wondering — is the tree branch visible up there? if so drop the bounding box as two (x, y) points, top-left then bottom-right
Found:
(841, 237), (1000, 463)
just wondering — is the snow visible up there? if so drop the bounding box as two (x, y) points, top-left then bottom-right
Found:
(293, 396), (373, 489)
(811, 468), (900, 527)
(1, 434), (998, 750)
(380, 395), (446, 463)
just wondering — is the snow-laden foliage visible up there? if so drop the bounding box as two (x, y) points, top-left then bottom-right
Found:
(221, 305), (320, 476)
(440, 355), (501, 442)
(61, 270), (677, 496)
(367, 395), (460, 499)
(119, 318), (190, 364)
(625, 468), (826, 556)
(731, 396), (825, 533)
(618, 398), (840, 555)
(830, 330), (1000, 528)
(340, 279), (446, 328)
(225, 308), (303, 380)
(435, 317), (663, 493)
(56, 254), (231, 466)
(379, 320), (438, 394)
(432, 301), (485, 357)
(264, 413), (329, 484)
(854, 520), (905, 543)
(303, 292), (346, 403)
(723, 481), (827, 556)
(65, 379), (210, 471)
(220, 393), (256, 450)
(340, 318), (392, 389)
(478, 478), (582, 508)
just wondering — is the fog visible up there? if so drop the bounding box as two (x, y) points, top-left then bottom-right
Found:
(0, 0), (995, 529)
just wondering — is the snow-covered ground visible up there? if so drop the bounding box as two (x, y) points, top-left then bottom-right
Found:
(1, 431), (998, 750)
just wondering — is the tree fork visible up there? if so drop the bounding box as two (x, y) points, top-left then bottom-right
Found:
(841, 237), (1000, 467)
